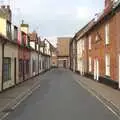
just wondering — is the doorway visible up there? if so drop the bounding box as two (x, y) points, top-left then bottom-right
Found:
(63, 60), (67, 68)
(119, 55), (120, 88)
(94, 59), (99, 81)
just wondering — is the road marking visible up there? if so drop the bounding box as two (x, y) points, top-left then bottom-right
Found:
(75, 79), (120, 120)
(0, 80), (40, 113)
(0, 84), (40, 120)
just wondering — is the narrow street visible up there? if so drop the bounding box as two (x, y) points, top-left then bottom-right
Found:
(4, 68), (119, 120)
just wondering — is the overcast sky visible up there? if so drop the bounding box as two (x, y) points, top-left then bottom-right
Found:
(8, 0), (104, 45)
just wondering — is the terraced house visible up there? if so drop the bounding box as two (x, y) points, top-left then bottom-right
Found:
(0, 5), (53, 91)
(70, 0), (120, 89)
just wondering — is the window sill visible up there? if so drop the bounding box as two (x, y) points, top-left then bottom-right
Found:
(105, 44), (110, 47)
(104, 75), (111, 78)
(3, 79), (12, 83)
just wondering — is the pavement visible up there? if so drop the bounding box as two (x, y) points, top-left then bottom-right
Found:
(72, 71), (120, 116)
(1, 68), (120, 120)
(0, 73), (42, 120)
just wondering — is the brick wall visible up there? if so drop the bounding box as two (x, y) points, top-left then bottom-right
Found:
(57, 37), (71, 57)
(86, 13), (118, 81)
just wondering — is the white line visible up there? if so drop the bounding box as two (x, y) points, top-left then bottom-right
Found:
(0, 81), (39, 113)
(75, 80), (120, 120)
(0, 84), (40, 120)
(82, 77), (120, 111)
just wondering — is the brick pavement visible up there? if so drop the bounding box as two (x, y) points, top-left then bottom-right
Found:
(72, 72), (120, 113)
(0, 74), (42, 119)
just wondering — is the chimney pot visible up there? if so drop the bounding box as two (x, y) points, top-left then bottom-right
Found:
(104, 0), (113, 9)
(7, 5), (10, 9)
(22, 20), (24, 24)
(1, 5), (5, 9)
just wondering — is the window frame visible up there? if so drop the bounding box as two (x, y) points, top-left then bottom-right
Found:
(3, 57), (11, 81)
(105, 23), (110, 45)
(89, 57), (92, 72)
(105, 54), (110, 76)
(88, 36), (92, 50)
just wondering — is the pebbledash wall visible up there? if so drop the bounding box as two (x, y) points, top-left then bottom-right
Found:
(30, 50), (38, 77)
(3, 42), (18, 90)
(0, 5), (53, 92)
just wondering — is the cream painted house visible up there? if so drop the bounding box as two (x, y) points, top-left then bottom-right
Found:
(77, 39), (85, 75)
(0, 15), (19, 90)
(0, 17), (11, 40)
(30, 50), (38, 77)
(0, 17), (7, 36)
(3, 42), (18, 90)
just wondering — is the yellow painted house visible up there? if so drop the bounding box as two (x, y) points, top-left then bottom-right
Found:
(0, 16), (19, 91)
(0, 17), (7, 36)
(0, 16), (11, 39)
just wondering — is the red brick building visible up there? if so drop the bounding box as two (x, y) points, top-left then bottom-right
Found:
(70, 0), (120, 88)
(18, 31), (31, 82)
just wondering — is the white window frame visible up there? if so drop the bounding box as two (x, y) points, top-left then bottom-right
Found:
(96, 35), (98, 41)
(89, 57), (92, 72)
(89, 36), (91, 50)
(82, 40), (85, 51)
(105, 54), (110, 76)
(105, 23), (110, 45)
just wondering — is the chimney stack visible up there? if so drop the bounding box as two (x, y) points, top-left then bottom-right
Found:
(0, 5), (12, 22)
(105, 0), (113, 9)
(1, 5), (5, 9)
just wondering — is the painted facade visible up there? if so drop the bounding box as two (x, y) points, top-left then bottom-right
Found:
(0, 5), (54, 92)
(69, 37), (77, 72)
(0, 42), (2, 91)
(57, 37), (71, 68)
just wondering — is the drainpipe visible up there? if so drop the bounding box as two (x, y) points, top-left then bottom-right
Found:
(23, 48), (25, 81)
(75, 39), (77, 72)
(1, 39), (7, 91)
(38, 42), (40, 75)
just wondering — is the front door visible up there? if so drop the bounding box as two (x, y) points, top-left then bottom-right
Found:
(14, 58), (16, 85)
(96, 59), (99, 81)
(94, 59), (96, 80)
(63, 60), (66, 68)
(119, 55), (120, 88)
(94, 59), (99, 81)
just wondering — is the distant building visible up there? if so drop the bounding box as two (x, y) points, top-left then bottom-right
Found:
(0, 5), (53, 92)
(57, 37), (71, 68)
(0, 5), (12, 22)
(51, 47), (57, 67)
(70, 0), (120, 89)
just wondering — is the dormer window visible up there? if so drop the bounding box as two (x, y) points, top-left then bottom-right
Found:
(95, 35), (99, 41)
(88, 36), (91, 50)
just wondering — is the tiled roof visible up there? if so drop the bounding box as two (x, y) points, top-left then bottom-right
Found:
(75, 0), (120, 39)
(29, 31), (38, 41)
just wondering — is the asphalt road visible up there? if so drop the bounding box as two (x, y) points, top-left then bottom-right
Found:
(4, 68), (119, 120)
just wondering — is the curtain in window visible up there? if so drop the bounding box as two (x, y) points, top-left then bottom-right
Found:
(3, 58), (11, 81)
